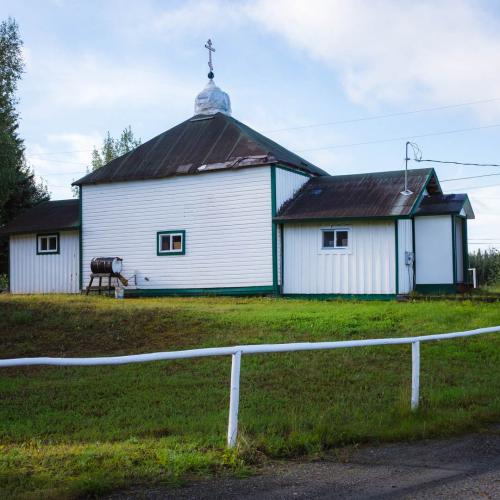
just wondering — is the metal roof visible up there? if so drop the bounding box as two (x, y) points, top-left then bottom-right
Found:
(0, 199), (80, 235)
(73, 113), (327, 186)
(275, 168), (441, 221)
(414, 193), (475, 219)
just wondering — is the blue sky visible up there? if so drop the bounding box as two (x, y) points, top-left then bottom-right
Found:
(3, 0), (500, 249)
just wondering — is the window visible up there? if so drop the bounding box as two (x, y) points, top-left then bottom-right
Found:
(37, 233), (59, 254)
(157, 230), (185, 255)
(321, 228), (351, 251)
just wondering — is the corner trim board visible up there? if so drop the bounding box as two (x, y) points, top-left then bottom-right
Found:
(270, 166), (279, 294)
(451, 215), (457, 284)
(395, 220), (399, 295)
(79, 186), (83, 291)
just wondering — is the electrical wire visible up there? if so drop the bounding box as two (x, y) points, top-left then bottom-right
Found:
(295, 122), (500, 153)
(415, 158), (500, 168)
(440, 173), (500, 182)
(447, 181), (500, 191)
(264, 97), (500, 133)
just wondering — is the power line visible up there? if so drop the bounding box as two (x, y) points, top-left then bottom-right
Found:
(27, 150), (93, 156)
(295, 122), (500, 153)
(264, 97), (500, 133)
(35, 171), (87, 176)
(415, 158), (500, 168)
(440, 173), (500, 182)
(448, 181), (500, 191)
(28, 158), (88, 165)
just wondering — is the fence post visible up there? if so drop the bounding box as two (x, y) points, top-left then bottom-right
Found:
(227, 350), (242, 448)
(411, 341), (420, 410)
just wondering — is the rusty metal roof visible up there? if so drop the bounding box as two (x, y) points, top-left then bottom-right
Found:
(414, 193), (474, 219)
(73, 113), (327, 186)
(275, 168), (441, 221)
(0, 199), (79, 235)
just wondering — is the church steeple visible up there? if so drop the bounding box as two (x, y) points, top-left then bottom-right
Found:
(194, 39), (232, 116)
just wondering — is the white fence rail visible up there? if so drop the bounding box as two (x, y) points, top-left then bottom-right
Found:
(1, 326), (499, 448)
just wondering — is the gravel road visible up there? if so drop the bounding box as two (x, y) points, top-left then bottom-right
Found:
(107, 427), (500, 499)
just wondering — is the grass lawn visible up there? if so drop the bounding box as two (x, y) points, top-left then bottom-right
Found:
(0, 295), (499, 498)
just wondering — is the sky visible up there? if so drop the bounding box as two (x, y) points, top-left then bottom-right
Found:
(2, 0), (500, 250)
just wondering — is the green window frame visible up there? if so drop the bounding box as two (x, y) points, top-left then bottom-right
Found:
(157, 230), (185, 256)
(36, 233), (60, 255)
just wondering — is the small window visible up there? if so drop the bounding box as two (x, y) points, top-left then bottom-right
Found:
(321, 228), (350, 250)
(157, 230), (185, 256)
(37, 233), (59, 254)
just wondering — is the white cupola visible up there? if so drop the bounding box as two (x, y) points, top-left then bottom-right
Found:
(194, 38), (232, 116)
(195, 79), (231, 116)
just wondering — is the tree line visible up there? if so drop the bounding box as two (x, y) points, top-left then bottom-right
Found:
(469, 248), (500, 288)
(0, 18), (48, 273)
(0, 17), (140, 275)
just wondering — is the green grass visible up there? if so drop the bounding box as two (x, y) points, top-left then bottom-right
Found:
(481, 282), (500, 294)
(0, 295), (499, 498)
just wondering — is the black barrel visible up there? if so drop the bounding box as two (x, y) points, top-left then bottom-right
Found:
(90, 257), (123, 275)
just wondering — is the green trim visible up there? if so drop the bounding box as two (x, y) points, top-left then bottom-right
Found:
(414, 284), (458, 294)
(125, 286), (275, 298)
(276, 215), (411, 224)
(409, 168), (438, 215)
(270, 166), (279, 294)
(394, 220), (399, 295)
(411, 217), (416, 291)
(157, 230), (186, 256)
(451, 216), (457, 284)
(463, 218), (469, 282)
(36, 232), (60, 255)
(79, 186), (83, 291)
(7, 236), (10, 292)
(283, 294), (396, 301)
(276, 164), (312, 178)
(279, 224), (284, 291)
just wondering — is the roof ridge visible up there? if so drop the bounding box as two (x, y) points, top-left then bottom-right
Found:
(311, 167), (433, 180)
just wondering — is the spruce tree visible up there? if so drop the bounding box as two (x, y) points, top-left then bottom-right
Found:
(0, 18), (49, 274)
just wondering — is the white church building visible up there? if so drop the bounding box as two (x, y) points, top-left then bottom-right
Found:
(1, 55), (474, 298)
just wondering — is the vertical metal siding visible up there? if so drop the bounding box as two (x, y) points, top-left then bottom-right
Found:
(275, 167), (309, 211)
(81, 168), (273, 290)
(275, 167), (310, 286)
(282, 221), (396, 294)
(10, 231), (80, 294)
(414, 215), (453, 284)
(397, 219), (414, 294)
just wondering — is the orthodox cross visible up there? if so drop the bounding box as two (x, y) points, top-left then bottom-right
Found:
(205, 39), (215, 79)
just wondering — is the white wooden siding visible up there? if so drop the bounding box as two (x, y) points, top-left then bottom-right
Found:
(282, 221), (396, 295)
(9, 231), (80, 294)
(275, 167), (310, 211)
(397, 219), (414, 294)
(82, 168), (273, 290)
(414, 215), (453, 284)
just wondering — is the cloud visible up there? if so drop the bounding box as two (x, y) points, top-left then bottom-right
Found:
(149, 0), (243, 40)
(26, 132), (102, 199)
(245, 0), (500, 113)
(24, 51), (194, 111)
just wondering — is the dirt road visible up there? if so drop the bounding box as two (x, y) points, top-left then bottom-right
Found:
(108, 428), (500, 499)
